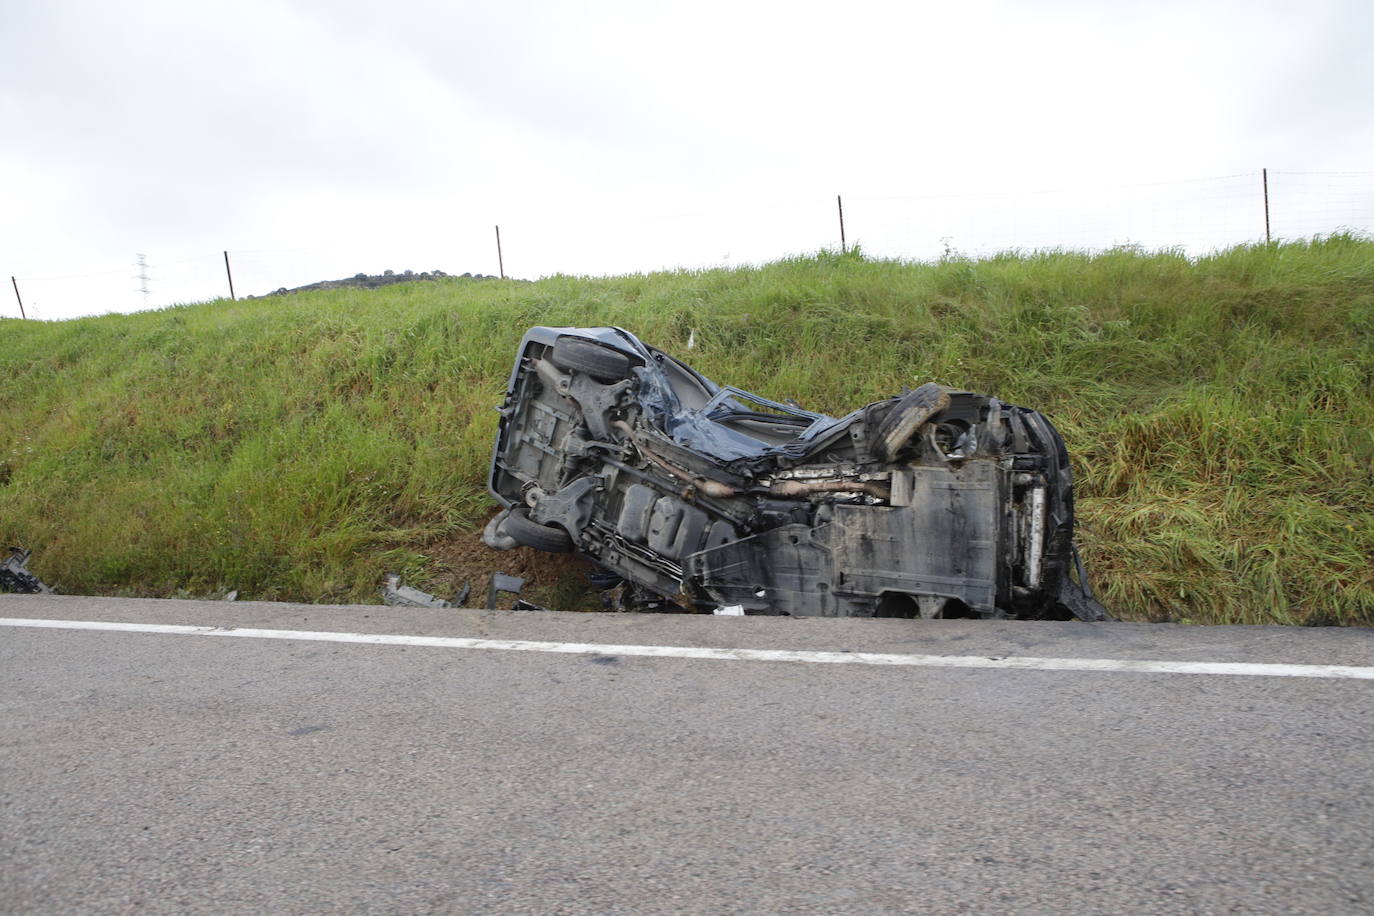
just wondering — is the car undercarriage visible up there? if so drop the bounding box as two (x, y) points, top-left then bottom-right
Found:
(485, 326), (1110, 622)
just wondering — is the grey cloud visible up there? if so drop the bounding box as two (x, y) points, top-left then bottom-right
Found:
(0, 0), (475, 231)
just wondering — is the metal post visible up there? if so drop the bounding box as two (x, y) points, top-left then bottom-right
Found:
(1262, 168), (1271, 244)
(10, 276), (25, 320)
(495, 225), (505, 279)
(837, 195), (847, 253)
(223, 251), (237, 300)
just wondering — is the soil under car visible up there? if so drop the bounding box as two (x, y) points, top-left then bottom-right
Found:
(485, 327), (1110, 621)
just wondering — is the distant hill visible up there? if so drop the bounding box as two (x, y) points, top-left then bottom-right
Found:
(253, 268), (502, 297)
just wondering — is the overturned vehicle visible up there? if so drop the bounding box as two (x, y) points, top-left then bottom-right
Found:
(485, 327), (1110, 621)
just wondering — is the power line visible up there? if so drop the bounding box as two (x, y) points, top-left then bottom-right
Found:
(134, 253), (151, 306)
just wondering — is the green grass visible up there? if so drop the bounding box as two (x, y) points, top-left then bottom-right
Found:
(2, 236), (1371, 624)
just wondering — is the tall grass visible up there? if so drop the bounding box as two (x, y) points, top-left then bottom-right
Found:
(2, 236), (1371, 623)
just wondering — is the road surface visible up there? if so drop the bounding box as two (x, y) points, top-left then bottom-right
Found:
(3, 595), (1372, 914)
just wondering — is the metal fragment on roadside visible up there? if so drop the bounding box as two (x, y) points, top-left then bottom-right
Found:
(0, 547), (54, 595)
(382, 575), (453, 609)
(485, 572), (527, 610)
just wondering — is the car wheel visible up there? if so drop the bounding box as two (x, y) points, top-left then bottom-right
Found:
(550, 336), (632, 381)
(873, 382), (950, 461)
(502, 507), (575, 552)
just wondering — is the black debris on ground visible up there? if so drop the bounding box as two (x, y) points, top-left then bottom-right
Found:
(1, 547), (54, 594)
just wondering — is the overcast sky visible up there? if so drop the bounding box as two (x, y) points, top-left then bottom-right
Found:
(3, 0), (1371, 320)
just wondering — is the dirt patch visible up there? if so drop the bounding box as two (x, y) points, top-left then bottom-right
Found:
(423, 509), (604, 611)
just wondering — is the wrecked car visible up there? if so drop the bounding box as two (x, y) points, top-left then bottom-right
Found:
(485, 327), (1110, 621)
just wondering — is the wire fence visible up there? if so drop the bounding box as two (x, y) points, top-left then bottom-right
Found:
(8, 170), (1374, 322)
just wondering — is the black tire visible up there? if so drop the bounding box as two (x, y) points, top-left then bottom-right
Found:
(502, 507), (575, 553)
(550, 336), (632, 381)
(873, 382), (950, 461)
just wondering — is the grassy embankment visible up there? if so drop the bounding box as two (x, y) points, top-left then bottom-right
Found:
(1, 236), (1371, 624)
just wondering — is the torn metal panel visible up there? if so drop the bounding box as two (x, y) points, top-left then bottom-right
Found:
(486, 326), (1112, 622)
(382, 575), (453, 609)
(486, 573), (526, 610)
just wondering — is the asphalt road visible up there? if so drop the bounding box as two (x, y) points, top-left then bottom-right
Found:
(3, 595), (1372, 915)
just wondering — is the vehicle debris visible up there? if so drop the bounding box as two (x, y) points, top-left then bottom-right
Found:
(486, 327), (1112, 622)
(382, 575), (457, 609)
(1, 547), (54, 595)
(485, 572), (526, 609)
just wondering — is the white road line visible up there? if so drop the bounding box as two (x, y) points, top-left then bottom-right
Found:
(2, 616), (1372, 680)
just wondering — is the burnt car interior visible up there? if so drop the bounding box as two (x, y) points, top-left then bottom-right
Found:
(485, 326), (1111, 622)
